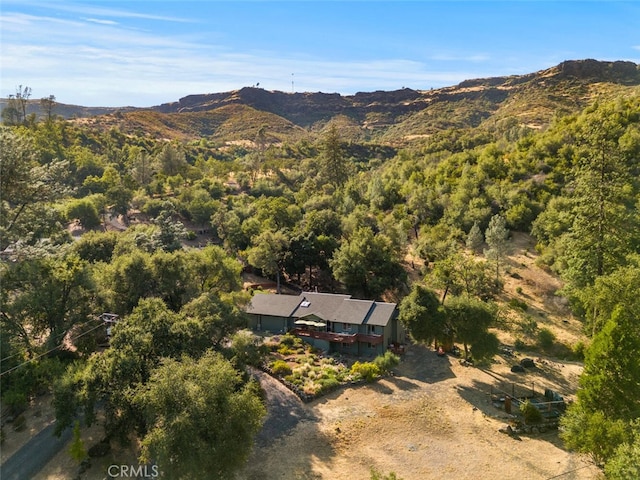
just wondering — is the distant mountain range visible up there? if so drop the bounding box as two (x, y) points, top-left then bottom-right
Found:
(3, 59), (640, 147)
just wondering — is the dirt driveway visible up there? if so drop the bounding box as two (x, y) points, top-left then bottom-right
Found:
(238, 344), (601, 480)
(11, 344), (600, 480)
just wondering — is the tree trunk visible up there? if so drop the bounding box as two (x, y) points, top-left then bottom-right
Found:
(441, 285), (449, 304)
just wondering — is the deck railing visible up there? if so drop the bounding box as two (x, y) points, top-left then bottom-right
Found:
(290, 328), (383, 345)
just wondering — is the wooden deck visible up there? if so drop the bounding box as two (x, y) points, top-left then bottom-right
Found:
(290, 328), (383, 345)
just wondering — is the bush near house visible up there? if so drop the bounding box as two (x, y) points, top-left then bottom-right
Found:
(265, 334), (400, 397)
(373, 351), (400, 373)
(270, 359), (292, 377)
(350, 361), (381, 382)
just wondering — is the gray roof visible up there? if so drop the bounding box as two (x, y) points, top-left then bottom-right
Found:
(364, 302), (398, 326)
(292, 292), (351, 320)
(246, 291), (396, 327)
(333, 299), (374, 325)
(245, 293), (302, 317)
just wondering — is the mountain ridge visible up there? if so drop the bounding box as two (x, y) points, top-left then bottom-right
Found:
(4, 59), (639, 146)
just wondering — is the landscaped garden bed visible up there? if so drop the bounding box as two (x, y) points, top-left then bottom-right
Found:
(261, 333), (399, 401)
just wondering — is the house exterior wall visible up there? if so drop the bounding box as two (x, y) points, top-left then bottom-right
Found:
(382, 322), (393, 346)
(358, 341), (384, 357)
(331, 341), (359, 356)
(248, 314), (288, 333)
(299, 336), (331, 352)
(395, 319), (407, 345)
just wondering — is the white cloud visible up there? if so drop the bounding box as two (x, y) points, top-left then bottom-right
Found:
(2, 0), (194, 23)
(83, 17), (119, 26)
(0, 7), (519, 106)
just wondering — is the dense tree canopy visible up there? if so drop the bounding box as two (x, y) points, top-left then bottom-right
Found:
(398, 285), (444, 347)
(330, 227), (407, 299)
(137, 351), (265, 479)
(2, 87), (640, 478)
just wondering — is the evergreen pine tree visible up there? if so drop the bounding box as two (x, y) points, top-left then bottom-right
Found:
(484, 214), (509, 287)
(466, 222), (484, 253)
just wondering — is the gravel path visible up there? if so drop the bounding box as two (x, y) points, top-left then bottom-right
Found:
(250, 368), (315, 447)
(0, 422), (72, 480)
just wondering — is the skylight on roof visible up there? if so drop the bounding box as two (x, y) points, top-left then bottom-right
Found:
(300, 300), (311, 307)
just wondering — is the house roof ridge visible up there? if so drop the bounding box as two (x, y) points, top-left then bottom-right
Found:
(299, 291), (352, 297)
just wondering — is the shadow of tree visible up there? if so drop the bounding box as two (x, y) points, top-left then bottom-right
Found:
(250, 369), (317, 448)
(393, 343), (457, 384)
(455, 374), (570, 447)
(239, 370), (335, 479)
(383, 375), (421, 392)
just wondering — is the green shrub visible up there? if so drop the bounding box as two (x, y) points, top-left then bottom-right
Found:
(520, 315), (538, 336)
(271, 359), (292, 377)
(318, 369), (334, 381)
(277, 345), (294, 356)
(514, 338), (526, 351)
(373, 351), (400, 373)
(519, 400), (543, 424)
(509, 298), (528, 311)
(538, 328), (556, 350)
(350, 361), (380, 382)
(370, 467), (403, 480)
(141, 198), (167, 218)
(318, 378), (340, 394)
(572, 340), (586, 361)
(65, 198), (101, 229)
(284, 372), (303, 387)
(280, 333), (300, 348)
(604, 439), (640, 480)
(2, 389), (28, 415)
(69, 420), (88, 464)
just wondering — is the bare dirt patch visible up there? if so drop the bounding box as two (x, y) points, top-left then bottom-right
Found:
(1, 394), (57, 463)
(238, 345), (600, 480)
(20, 345), (599, 480)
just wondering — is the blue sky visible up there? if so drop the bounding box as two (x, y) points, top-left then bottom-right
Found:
(1, 1), (639, 107)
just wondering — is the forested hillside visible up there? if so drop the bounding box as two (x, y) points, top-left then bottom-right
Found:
(1, 59), (640, 478)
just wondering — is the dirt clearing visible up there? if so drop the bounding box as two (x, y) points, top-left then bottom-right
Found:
(6, 345), (600, 480)
(238, 345), (600, 480)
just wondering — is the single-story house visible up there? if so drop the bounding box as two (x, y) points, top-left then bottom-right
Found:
(245, 292), (406, 356)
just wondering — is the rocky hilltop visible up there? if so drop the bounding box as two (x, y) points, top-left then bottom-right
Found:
(153, 87), (427, 128)
(148, 59), (640, 131)
(5, 60), (638, 145)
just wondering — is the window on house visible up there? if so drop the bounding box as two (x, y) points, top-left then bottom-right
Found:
(342, 342), (350, 348)
(367, 342), (373, 349)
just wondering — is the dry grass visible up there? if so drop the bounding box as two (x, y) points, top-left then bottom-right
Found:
(238, 346), (600, 480)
